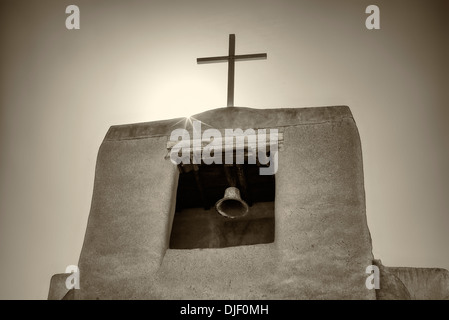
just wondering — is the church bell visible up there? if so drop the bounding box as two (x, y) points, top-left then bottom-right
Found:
(215, 187), (249, 218)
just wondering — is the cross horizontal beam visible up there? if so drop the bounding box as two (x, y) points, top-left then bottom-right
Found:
(197, 53), (267, 64)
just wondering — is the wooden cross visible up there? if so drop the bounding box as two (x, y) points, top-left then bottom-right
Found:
(197, 34), (267, 107)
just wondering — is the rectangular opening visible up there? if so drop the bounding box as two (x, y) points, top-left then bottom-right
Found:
(169, 163), (275, 249)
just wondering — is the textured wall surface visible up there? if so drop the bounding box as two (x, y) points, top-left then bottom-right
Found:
(50, 106), (378, 299)
(274, 118), (374, 299)
(76, 137), (179, 299)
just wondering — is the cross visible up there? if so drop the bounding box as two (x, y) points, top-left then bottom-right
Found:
(197, 34), (267, 107)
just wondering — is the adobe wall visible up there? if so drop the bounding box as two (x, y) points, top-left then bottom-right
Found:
(76, 136), (179, 299)
(61, 106), (376, 299)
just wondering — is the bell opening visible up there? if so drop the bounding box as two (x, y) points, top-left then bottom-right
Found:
(216, 199), (248, 218)
(169, 163), (275, 249)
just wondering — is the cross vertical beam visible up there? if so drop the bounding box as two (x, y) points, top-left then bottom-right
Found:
(197, 34), (267, 107)
(227, 34), (235, 107)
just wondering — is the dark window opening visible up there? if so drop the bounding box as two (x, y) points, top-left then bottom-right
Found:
(169, 163), (275, 249)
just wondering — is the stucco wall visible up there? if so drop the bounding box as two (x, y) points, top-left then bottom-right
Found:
(54, 106), (376, 299)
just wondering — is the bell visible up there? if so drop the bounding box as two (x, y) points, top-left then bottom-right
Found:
(215, 187), (249, 218)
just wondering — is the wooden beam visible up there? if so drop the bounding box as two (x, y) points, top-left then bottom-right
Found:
(227, 34), (235, 107)
(166, 132), (283, 149)
(197, 53), (266, 64)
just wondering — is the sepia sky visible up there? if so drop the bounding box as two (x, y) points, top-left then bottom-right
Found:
(0, 0), (448, 299)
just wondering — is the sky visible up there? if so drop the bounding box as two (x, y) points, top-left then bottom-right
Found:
(0, 0), (448, 299)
